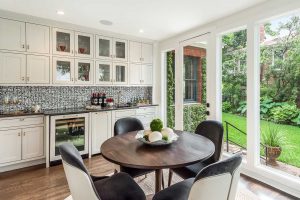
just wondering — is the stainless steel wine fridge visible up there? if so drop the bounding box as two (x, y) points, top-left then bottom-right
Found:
(50, 113), (89, 162)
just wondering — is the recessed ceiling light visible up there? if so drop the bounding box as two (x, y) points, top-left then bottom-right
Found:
(139, 29), (144, 33)
(56, 10), (65, 15)
(100, 20), (113, 26)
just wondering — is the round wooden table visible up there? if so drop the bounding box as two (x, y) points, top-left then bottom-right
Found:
(101, 130), (215, 193)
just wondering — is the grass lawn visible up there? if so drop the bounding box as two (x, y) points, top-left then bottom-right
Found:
(222, 112), (300, 168)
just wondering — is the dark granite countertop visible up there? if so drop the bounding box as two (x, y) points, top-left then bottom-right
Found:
(0, 104), (159, 118)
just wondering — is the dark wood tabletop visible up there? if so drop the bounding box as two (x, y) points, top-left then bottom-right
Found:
(101, 130), (215, 170)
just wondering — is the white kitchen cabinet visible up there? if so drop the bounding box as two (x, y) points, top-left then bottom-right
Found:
(52, 28), (74, 56)
(113, 63), (128, 85)
(95, 60), (113, 85)
(53, 57), (74, 84)
(26, 23), (50, 54)
(22, 126), (44, 160)
(113, 38), (127, 62)
(129, 64), (152, 86)
(75, 59), (93, 84)
(129, 41), (153, 64)
(96, 35), (112, 60)
(0, 52), (26, 84)
(0, 18), (26, 52)
(91, 112), (112, 154)
(0, 129), (22, 164)
(129, 41), (142, 63)
(75, 32), (93, 58)
(26, 55), (50, 84)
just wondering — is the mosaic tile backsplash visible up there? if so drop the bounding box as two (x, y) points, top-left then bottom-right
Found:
(0, 86), (152, 112)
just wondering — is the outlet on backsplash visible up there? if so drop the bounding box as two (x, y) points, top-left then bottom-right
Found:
(0, 86), (152, 112)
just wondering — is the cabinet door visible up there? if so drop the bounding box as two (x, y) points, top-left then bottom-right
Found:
(75, 59), (93, 84)
(129, 41), (142, 63)
(113, 38), (127, 62)
(26, 23), (50, 54)
(53, 57), (74, 84)
(27, 55), (50, 84)
(22, 126), (44, 160)
(129, 64), (141, 85)
(52, 28), (74, 56)
(75, 32), (93, 58)
(95, 60), (113, 85)
(142, 43), (153, 64)
(0, 18), (26, 52)
(0, 129), (22, 164)
(91, 112), (112, 154)
(113, 63), (128, 85)
(141, 65), (153, 85)
(0, 52), (26, 84)
(96, 35), (112, 60)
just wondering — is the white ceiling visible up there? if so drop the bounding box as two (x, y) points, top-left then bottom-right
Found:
(0, 0), (267, 41)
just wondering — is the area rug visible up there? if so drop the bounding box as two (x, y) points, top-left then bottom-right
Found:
(135, 170), (259, 200)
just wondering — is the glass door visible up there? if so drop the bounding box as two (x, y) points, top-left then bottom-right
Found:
(52, 57), (74, 84)
(113, 63), (127, 85)
(96, 35), (112, 60)
(53, 28), (74, 56)
(113, 39), (127, 62)
(75, 59), (93, 84)
(95, 60), (113, 85)
(75, 32), (93, 58)
(182, 43), (207, 132)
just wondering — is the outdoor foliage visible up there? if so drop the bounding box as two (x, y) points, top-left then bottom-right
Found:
(166, 51), (175, 128)
(183, 104), (206, 132)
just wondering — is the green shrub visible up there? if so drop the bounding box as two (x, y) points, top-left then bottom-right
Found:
(261, 124), (287, 148)
(270, 104), (298, 124)
(183, 104), (206, 132)
(222, 102), (232, 112)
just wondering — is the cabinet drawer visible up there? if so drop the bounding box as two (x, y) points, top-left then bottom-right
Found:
(0, 116), (44, 129)
(136, 107), (156, 115)
(115, 110), (136, 119)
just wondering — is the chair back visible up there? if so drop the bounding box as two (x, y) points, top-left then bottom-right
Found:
(59, 143), (100, 200)
(114, 117), (144, 136)
(188, 155), (242, 200)
(195, 120), (224, 163)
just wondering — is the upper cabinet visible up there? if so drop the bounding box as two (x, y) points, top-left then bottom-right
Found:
(53, 28), (74, 56)
(75, 59), (93, 84)
(129, 41), (152, 64)
(0, 18), (25, 52)
(75, 32), (93, 58)
(96, 35), (127, 61)
(0, 19), (50, 54)
(26, 23), (50, 54)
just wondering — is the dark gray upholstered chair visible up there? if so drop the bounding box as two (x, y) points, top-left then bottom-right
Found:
(168, 120), (224, 186)
(59, 143), (146, 200)
(154, 155), (242, 200)
(114, 117), (155, 178)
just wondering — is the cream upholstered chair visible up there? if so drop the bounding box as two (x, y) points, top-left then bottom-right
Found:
(59, 143), (146, 200)
(153, 154), (242, 200)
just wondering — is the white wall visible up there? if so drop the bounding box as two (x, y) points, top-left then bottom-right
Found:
(157, 0), (300, 197)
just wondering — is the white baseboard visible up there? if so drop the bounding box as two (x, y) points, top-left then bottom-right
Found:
(0, 159), (45, 173)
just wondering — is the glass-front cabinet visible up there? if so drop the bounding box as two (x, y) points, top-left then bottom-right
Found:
(96, 35), (112, 60)
(95, 60), (112, 85)
(114, 63), (128, 85)
(53, 28), (74, 56)
(75, 32), (93, 58)
(50, 113), (89, 161)
(75, 59), (93, 84)
(53, 57), (74, 84)
(113, 39), (127, 62)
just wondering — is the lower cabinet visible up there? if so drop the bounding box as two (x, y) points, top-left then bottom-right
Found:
(22, 126), (44, 160)
(91, 111), (112, 154)
(0, 129), (22, 164)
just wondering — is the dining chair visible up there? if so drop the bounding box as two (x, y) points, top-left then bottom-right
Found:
(153, 155), (242, 200)
(59, 143), (146, 200)
(168, 120), (224, 186)
(114, 117), (165, 187)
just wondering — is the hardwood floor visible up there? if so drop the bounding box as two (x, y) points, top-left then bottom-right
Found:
(0, 155), (297, 200)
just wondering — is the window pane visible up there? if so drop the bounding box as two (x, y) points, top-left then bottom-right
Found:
(222, 29), (247, 158)
(259, 14), (300, 177)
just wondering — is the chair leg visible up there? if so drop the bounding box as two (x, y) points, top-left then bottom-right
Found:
(168, 169), (173, 187)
